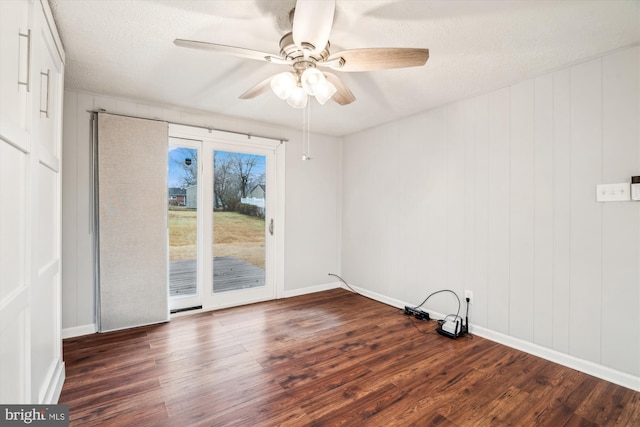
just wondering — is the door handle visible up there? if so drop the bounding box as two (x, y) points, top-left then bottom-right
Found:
(269, 218), (274, 236)
(18, 29), (31, 92)
(40, 69), (50, 118)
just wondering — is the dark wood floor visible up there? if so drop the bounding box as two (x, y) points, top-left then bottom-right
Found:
(60, 289), (639, 426)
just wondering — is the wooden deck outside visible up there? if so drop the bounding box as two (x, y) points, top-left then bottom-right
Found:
(169, 256), (265, 295)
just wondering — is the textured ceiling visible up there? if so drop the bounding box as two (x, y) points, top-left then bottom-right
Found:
(50, 0), (640, 136)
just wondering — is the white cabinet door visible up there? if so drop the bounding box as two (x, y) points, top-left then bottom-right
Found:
(0, 140), (30, 403)
(0, 0), (32, 147)
(0, 0), (65, 404)
(29, 0), (65, 403)
(34, 0), (63, 168)
(0, 0), (32, 405)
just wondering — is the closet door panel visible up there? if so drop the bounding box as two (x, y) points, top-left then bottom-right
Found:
(34, 0), (64, 169)
(0, 0), (31, 146)
(0, 140), (30, 403)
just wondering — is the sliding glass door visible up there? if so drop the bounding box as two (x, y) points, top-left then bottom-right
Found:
(210, 147), (273, 307)
(204, 142), (275, 308)
(168, 125), (279, 311)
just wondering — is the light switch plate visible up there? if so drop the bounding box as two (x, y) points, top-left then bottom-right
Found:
(596, 183), (630, 202)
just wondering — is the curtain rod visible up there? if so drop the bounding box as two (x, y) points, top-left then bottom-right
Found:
(87, 109), (289, 143)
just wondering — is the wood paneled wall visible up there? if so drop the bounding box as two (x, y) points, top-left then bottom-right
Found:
(342, 46), (640, 386)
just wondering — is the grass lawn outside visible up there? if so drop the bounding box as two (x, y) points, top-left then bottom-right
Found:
(168, 208), (265, 268)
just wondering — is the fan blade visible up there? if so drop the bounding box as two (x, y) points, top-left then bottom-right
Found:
(325, 48), (429, 72)
(324, 72), (355, 106)
(292, 0), (335, 54)
(174, 39), (290, 65)
(239, 75), (274, 99)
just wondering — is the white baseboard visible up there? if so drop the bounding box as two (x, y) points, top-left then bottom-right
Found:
(340, 284), (407, 309)
(473, 325), (640, 392)
(42, 360), (65, 404)
(62, 323), (96, 339)
(282, 281), (342, 298)
(346, 283), (640, 392)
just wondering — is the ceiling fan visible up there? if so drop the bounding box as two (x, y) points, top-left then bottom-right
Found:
(174, 0), (429, 108)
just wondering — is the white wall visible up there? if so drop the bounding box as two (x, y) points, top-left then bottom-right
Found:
(61, 90), (342, 335)
(284, 132), (342, 290)
(342, 46), (640, 390)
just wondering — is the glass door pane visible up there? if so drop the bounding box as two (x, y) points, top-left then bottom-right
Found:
(168, 143), (201, 311)
(212, 150), (266, 294)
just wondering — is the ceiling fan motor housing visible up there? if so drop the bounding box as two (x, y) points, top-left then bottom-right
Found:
(279, 33), (331, 68)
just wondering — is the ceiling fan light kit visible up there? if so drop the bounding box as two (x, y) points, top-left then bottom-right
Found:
(301, 68), (324, 95)
(271, 72), (297, 100)
(313, 79), (337, 106)
(287, 85), (309, 109)
(270, 68), (338, 108)
(301, 68), (337, 105)
(173, 0), (429, 108)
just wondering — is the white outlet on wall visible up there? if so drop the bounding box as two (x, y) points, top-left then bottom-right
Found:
(464, 290), (473, 303)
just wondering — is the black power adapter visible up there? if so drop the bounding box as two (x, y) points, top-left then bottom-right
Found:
(404, 306), (430, 321)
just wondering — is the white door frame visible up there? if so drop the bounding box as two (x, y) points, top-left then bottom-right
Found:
(169, 124), (285, 311)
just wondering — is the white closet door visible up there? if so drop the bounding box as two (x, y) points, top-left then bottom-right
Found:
(96, 113), (169, 332)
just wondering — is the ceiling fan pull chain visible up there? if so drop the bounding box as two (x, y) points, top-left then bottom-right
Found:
(302, 100), (312, 161)
(302, 101), (308, 160)
(306, 101), (311, 159)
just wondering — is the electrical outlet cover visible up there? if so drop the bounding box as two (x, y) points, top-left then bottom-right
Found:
(464, 290), (473, 302)
(596, 183), (630, 202)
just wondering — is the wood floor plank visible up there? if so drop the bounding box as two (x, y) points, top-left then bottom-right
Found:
(63, 377), (163, 414)
(575, 380), (635, 425)
(615, 391), (640, 426)
(69, 397), (169, 427)
(59, 289), (639, 426)
(305, 382), (407, 426)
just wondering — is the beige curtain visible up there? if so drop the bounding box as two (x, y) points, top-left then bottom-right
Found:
(95, 112), (169, 332)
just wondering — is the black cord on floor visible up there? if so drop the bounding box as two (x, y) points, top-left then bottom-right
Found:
(329, 276), (474, 339)
(414, 289), (462, 323)
(408, 289), (470, 336)
(398, 307), (474, 339)
(401, 310), (437, 335)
